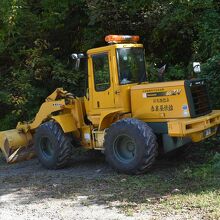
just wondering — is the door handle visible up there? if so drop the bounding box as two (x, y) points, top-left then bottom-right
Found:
(115, 90), (120, 95)
(97, 101), (100, 108)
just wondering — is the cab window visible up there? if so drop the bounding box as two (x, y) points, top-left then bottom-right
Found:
(92, 53), (110, 92)
(117, 48), (147, 85)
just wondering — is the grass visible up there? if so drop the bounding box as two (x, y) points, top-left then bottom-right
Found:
(64, 168), (219, 219)
(71, 141), (220, 219)
(46, 147), (219, 219)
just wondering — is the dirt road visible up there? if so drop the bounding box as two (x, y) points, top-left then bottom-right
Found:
(0, 150), (216, 220)
(0, 153), (146, 220)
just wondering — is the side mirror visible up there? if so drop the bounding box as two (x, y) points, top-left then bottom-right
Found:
(193, 62), (201, 73)
(71, 53), (87, 70)
(71, 53), (78, 60)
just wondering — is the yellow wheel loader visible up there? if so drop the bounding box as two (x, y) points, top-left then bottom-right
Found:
(1, 35), (220, 174)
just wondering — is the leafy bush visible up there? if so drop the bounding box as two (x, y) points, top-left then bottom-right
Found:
(201, 54), (220, 109)
(0, 0), (220, 129)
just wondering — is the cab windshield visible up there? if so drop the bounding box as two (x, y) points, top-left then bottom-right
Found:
(116, 47), (147, 85)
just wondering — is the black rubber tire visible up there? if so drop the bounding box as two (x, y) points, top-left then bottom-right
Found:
(34, 121), (72, 169)
(104, 118), (158, 174)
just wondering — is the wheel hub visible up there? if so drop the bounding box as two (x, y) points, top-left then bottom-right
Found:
(126, 142), (135, 152)
(113, 134), (136, 163)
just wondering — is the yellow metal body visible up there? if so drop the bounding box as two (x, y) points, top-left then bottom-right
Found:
(84, 43), (143, 124)
(82, 43), (220, 148)
(131, 81), (190, 119)
(0, 88), (86, 163)
(0, 129), (33, 163)
(168, 110), (220, 142)
(1, 42), (220, 164)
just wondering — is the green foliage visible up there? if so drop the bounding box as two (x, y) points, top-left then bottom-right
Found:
(166, 65), (187, 81)
(201, 54), (220, 108)
(0, 0), (220, 129)
(212, 153), (220, 173)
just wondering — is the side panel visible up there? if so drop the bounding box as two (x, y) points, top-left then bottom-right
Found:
(114, 83), (135, 112)
(131, 81), (190, 120)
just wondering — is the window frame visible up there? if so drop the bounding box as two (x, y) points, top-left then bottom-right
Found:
(116, 47), (147, 85)
(92, 52), (111, 92)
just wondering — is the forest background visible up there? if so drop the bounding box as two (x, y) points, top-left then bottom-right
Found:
(0, 0), (219, 130)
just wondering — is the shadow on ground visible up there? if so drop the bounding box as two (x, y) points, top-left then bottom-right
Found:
(0, 143), (219, 213)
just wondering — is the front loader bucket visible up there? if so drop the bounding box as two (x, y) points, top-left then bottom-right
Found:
(0, 129), (35, 163)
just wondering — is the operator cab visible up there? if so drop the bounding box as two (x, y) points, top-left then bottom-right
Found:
(106, 35), (147, 85)
(83, 35), (148, 119)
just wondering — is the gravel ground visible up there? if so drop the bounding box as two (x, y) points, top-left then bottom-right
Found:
(0, 152), (206, 220)
(0, 154), (142, 220)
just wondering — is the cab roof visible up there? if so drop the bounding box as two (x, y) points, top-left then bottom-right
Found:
(87, 43), (143, 55)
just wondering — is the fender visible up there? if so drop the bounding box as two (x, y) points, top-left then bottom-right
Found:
(98, 108), (123, 130)
(52, 114), (78, 133)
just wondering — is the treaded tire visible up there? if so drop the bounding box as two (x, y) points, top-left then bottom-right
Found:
(34, 121), (72, 169)
(104, 118), (158, 174)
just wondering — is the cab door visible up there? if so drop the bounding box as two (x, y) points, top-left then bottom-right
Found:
(91, 52), (115, 109)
